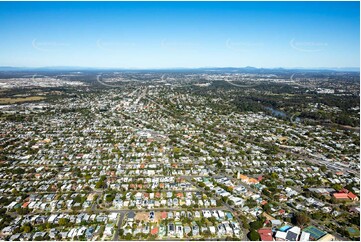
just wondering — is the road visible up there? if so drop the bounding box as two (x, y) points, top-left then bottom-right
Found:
(113, 211), (125, 241)
(184, 176), (247, 241)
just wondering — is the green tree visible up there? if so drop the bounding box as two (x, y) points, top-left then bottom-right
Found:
(58, 218), (69, 227)
(262, 203), (271, 213)
(124, 234), (132, 240)
(332, 184), (343, 191)
(249, 220), (263, 230)
(248, 229), (260, 241)
(239, 215), (250, 230)
(294, 212), (310, 227)
(21, 224), (32, 233)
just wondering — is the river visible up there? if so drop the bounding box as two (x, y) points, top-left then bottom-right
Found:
(265, 106), (301, 122)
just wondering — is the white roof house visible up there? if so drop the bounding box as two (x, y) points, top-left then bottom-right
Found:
(299, 231), (310, 241)
(275, 231), (287, 240)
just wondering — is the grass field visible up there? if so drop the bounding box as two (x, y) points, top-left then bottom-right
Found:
(0, 96), (45, 104)
(347, 227), (360, 237)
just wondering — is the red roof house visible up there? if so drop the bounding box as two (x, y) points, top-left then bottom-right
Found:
(22, 202), (30, 208)
(258, 228), (273, 241)
(161, 212), (167, 219)
(151, 227), (158, 235)
(176, 192), (184, 198)
(261, 200), (268, 205)
(339, 188), (349, 193)
(348, 192), (359, 201)
(333, 193), (349, 200)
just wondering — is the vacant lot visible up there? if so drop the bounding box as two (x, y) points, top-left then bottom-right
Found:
(0, 96), (45, 104)
(135, 212), (149, 222)
(134, 212), (163, 223)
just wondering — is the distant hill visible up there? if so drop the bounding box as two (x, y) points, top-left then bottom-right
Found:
(0, 66), (358, 73)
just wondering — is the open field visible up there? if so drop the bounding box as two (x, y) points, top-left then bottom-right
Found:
(0, 96), (45, 104)
(135, 212), (150, 222)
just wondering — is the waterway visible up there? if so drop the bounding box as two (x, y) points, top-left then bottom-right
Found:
(265, 106), (300, 122)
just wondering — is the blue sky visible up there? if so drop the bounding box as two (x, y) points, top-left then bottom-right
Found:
(0, 1), (359, 68)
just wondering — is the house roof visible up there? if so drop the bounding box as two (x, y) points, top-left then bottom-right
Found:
(339, 188), (349, 193)
(258, 228), (273, 241)
(333, 193), (349, 199)
(151, 227), (158, 235)
(271, 220), (282, 226)
(22, 202), (30, 208)
(238, 174), (248, 180)
(289, 226), (301, 235)
(249, 178), (259, 184)
(286, 231), (298, 241)
(128, 211), (135, 219)
(275, 231), (287, 239)
(278, 209), (285, 214)
(348, 192), (357, 199)
(299, 231), (310, 241)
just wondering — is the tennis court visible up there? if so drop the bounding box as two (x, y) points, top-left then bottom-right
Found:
(303, 226), (327, 240)
(347, 227), (360, 237)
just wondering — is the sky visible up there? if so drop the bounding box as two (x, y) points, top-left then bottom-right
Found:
(0, 1), (359, 69)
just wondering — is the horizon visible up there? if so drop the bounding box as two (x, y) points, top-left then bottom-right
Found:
(0, 1), (359, 68)
(0, 66), (359, 72)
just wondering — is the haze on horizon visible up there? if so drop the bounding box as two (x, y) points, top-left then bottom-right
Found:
(0, 1), (359, 69)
